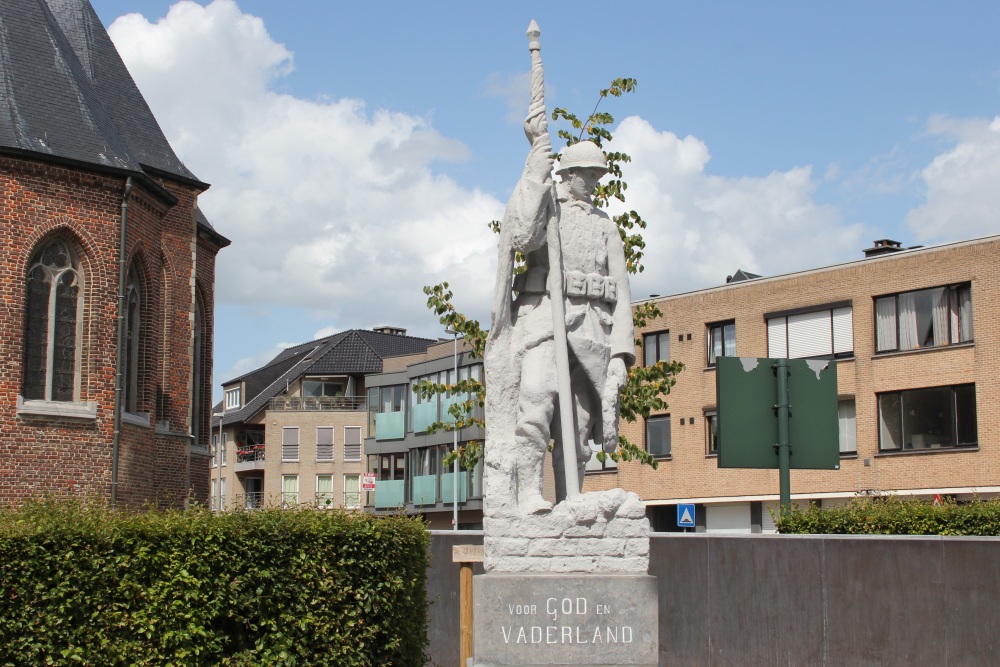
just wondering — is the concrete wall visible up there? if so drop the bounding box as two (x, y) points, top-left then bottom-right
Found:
(427, 531), (1000, 667)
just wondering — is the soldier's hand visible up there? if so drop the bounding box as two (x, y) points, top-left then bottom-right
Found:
(607, 357), (627, 391)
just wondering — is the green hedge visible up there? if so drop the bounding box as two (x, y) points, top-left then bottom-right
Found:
(0, 502), (429, 666)
(775, 495), (1000, 535)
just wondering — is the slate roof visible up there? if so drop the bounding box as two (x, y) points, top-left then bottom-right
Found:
(215, 330), (436, 426)
(0, 0), (204, 186)
(726, 268), (763, 284)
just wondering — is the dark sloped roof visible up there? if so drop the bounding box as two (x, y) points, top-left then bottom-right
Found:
(726, 268), (762, 284)
(215, 330), (435, 426)
(195, 206), (231, 248)
(0, 0), (204, 186)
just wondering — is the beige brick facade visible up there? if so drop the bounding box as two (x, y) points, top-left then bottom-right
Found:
(585, 236), (1000, 524)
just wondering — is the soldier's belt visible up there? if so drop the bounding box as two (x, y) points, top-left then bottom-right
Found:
(513, 268), (617, 304)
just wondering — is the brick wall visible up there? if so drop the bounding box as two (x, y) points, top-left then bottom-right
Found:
(603, 237), (1000, 504)
(0, 156), (219, 507)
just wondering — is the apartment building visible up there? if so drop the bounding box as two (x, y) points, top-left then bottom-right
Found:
(210, 327), (434, 511)
(364, 338), (488, 529)
(613, 236), (999, 533)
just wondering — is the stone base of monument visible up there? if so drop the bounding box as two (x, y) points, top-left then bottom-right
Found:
(471, 573), (658, 666)
(483, 489), (649, 574)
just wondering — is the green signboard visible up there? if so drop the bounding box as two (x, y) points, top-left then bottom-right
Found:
(716, 357), (840, 471)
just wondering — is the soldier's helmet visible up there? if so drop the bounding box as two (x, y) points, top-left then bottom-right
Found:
(556, 140), (608, 175)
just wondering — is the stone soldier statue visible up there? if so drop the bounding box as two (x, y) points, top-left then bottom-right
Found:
(485, 23), (634, 516)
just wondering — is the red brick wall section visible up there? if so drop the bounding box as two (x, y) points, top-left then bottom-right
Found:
(0, 156), (218, 508)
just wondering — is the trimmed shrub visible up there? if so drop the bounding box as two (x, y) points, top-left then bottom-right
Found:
(0, 501), (429, 666)
(775, 495), (1000, 536)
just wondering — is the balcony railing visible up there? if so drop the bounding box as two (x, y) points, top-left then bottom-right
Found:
(235, 492), (264, 510)
(236, 446), (265, 463)
(269, 396), (367, 412)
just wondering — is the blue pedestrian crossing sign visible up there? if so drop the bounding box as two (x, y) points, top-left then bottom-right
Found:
(677, 504), (696, 528)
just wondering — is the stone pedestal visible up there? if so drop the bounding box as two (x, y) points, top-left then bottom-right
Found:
(471, 573), (658, 666)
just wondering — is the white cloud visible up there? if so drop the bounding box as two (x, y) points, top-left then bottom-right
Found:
(606, 117), (867, 298)
(109, 0), (503, 334)
(907, 115), (1000, 242)
(109, 1), (872, 353)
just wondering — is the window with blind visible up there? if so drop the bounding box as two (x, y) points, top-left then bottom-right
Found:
(316, 426), (334, 461)
(343, 426), (362, 461)
(316, 474), (334, 507)
(767, 304), (853, 360)
(281, 427), (299, 461)
(874, 283), (973, 353)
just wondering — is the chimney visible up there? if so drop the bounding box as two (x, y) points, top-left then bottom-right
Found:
(372, 325), (407, 336)
(863, 239), (904, 258)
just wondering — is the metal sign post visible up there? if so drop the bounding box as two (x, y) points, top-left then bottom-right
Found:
(717, 357), (840, 514)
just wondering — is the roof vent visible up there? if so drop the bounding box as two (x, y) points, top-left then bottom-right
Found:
(373, 325), (407, 336)
(863, 239), (904, 258)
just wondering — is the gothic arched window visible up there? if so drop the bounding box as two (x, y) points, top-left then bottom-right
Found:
(123, 264), (142, 414)
(23, 239), (83, 402)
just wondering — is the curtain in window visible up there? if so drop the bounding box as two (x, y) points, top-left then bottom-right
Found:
(316, 475), (333, 505)
(931, 288), (949, 346)
(344, 474), (360, 507)
(875, 297), (897, 351)
(958, 285), (973, 342)
(282, 476), (298, 505)
(897, 293), (918, 350)
(723, 323), (736, 357)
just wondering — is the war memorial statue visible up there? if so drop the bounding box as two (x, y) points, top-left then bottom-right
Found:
(472, 20), (658, 667)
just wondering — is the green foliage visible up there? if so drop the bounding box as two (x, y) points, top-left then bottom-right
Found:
(0, 500), (429, 666)
(775, 495), (1000, 536)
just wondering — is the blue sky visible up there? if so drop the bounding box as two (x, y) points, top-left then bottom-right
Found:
(90, 1), (1000, 401)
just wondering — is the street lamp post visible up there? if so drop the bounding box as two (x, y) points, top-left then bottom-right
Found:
(212, 410), (224, 510)
(445, 327), (459, 531)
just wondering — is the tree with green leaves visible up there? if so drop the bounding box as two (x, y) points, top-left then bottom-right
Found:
(418, 78), (682, 474)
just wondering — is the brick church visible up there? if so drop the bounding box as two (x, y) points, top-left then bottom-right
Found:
(0, 0), (229, 506)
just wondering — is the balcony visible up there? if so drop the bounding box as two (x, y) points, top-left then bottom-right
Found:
(440, 471), (468, 503)
(234, 492), (264, 510)
(235, 446), (265, 473)
(375, 411), (405, 441)
(412, 475), (437, 505)
(374, 480), (405, 509)
(269, 396), (367, 412)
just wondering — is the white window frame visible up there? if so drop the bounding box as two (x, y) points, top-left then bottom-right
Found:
(220, 477), (226, 511)
(220, 432), (227, 466)
(343, 426), (362, 461)
(316, 426), (334, 461)
(281, 474), (299, 507)
(282, 427), (300, 462)
(838, 399), (857, 454)
(211, 434), (218, 468)
(225, 387), (241, 409)
(316, 474), (335, 508)
(343, 474), (361, 509)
